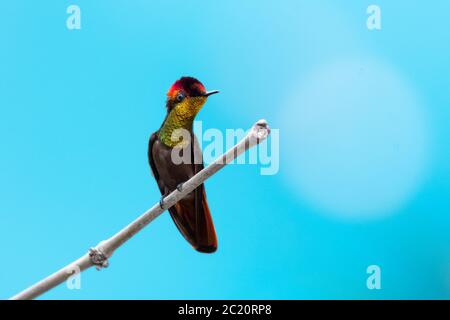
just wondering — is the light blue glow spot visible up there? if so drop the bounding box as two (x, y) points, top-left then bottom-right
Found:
(281, 58), (429, 220)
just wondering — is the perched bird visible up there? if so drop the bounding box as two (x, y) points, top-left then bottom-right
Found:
(148, 77), (219, 253)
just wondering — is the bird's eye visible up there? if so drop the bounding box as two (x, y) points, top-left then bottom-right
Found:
(176, 93), (185, 102)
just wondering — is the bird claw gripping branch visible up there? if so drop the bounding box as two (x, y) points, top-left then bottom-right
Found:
(89, 248), (109, 270)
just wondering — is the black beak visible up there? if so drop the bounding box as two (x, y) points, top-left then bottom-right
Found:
(204, 90), (219, 97)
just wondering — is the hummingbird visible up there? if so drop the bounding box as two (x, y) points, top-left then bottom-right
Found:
(148, 77), (219, 253)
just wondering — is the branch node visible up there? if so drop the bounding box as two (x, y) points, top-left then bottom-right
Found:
(89, 248), (109, 270)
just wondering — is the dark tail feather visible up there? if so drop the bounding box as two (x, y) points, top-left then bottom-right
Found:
(168, 187), (218, 253)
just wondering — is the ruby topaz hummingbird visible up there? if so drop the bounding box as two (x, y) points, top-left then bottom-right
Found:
(148, 77), (219, 253)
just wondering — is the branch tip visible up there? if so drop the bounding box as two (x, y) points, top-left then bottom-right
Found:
(252, 119), (270, 141)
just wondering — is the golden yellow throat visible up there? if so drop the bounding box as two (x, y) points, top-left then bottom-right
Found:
(159, 96), (207, 147)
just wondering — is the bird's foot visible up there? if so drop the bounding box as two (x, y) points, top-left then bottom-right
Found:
(159, 195), (165, 209)
(176, 183), (183, 192)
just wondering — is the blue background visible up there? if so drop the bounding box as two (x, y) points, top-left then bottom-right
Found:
(1, 1), (449, 299)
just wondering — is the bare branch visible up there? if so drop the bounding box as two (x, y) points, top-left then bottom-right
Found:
(9, 119), (271, 300)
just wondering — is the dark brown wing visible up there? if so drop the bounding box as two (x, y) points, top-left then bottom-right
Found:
(170, 186), (217, 253)
(148, 131), (164, 194)
(169, 135), (217, 253)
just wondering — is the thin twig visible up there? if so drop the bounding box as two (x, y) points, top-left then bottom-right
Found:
(9, 119), (271, 300)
